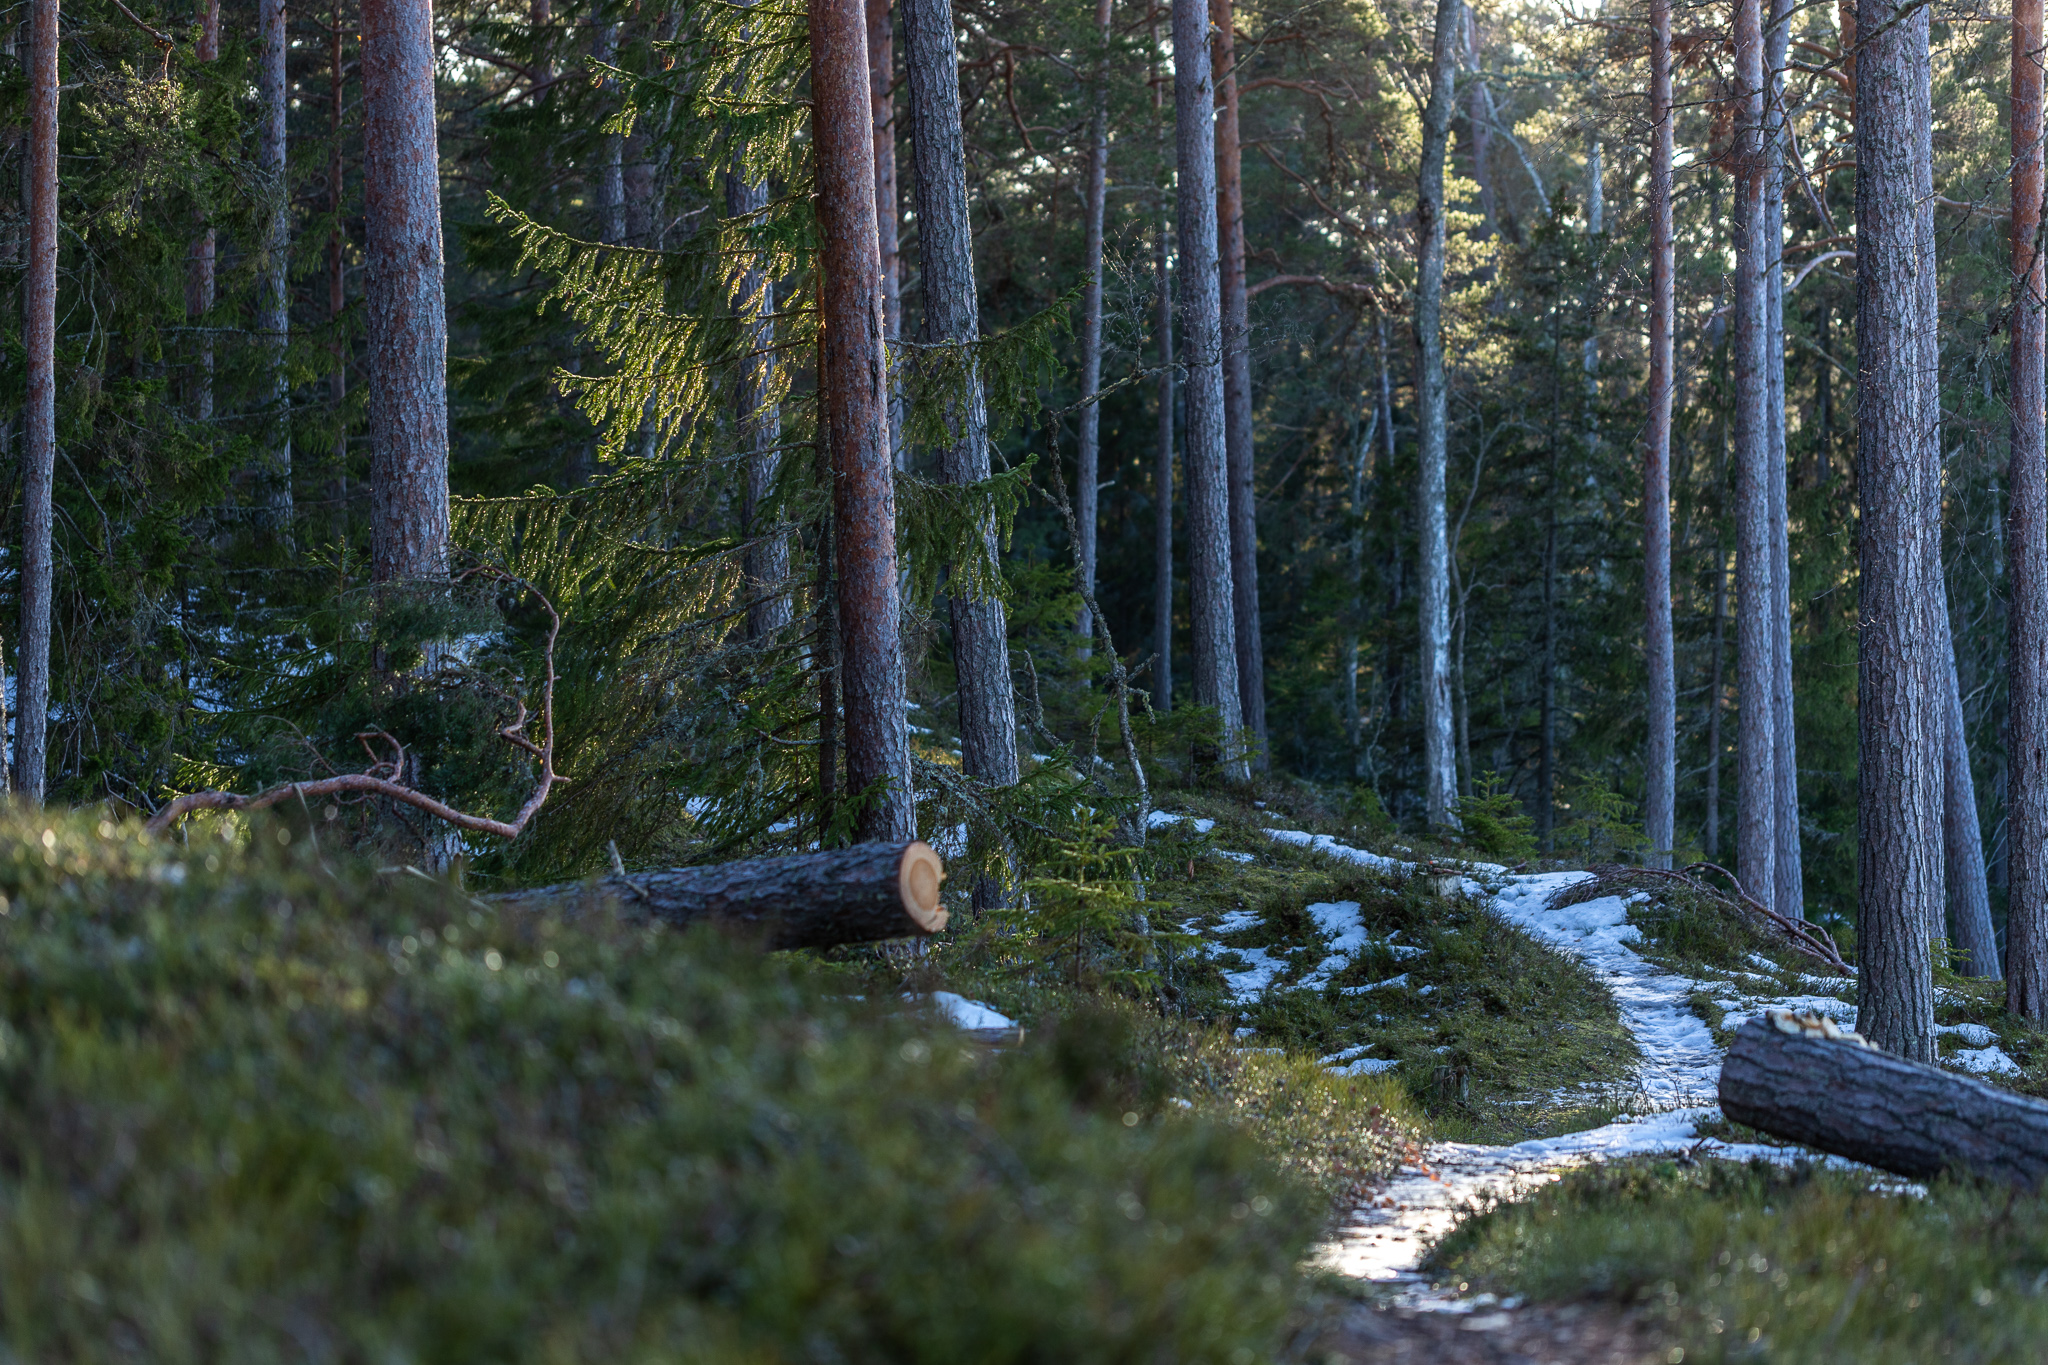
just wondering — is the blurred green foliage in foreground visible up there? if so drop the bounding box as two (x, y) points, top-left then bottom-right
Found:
(1433, 1156), (2048, 1364)
(0, 813), (1337, 1364)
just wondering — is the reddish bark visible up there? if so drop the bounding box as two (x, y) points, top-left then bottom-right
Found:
(866, 0), (904, 463)
(2011, 0), (2048, 1009)
(362, 0), (452, 582)
(1644, 0), (1675, 867)
(17, 0), (58, 802)
(812, 0), (914, 840)
(1212, 0), (1264, 760)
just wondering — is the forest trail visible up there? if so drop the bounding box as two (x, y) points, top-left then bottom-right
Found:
(1294, 852), (1863, 1294)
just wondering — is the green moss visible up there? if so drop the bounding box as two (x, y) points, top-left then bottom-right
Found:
(1433, 1157), (2048, 1364)
(0, 813), (1330, 1364)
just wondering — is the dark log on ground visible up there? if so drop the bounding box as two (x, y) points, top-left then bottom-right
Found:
(501, 841), (947, 951)
(1719, 1011), (2048, 1186)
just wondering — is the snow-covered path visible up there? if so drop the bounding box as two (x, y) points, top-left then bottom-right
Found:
(1291, 850), (1857, 1286)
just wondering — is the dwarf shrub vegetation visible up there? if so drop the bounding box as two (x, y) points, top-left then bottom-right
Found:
(0, 814), (1322, 1363)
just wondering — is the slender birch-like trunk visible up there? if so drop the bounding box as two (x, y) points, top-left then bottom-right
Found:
(362, 0), (452, 582)
(1151, 25), (1173, 714)
(1416, 0), (1460, 827)
(1643, 0), (1676, 868)
(866, 0), (904, 464)
(1171, 0), (1245, 772)
(259, 0), (294, 531)
(17, 0), (58, 803)
(1854, 0), (1940, 1061)
(1764, 0), (1801, 917)
(189, 0), (221, 421)
(1076, 0), (1113, 654)
(1212, 0), (1264, 759)
(813, 0), (913, 840)
(902, 0), (1018, 794)
(2010, 0), (2048, 1011)
(1733, 0), (1777, 909)
(730, 171), (790, 641)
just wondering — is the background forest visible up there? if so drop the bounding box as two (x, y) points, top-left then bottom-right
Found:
(0, 0), (2017, 937)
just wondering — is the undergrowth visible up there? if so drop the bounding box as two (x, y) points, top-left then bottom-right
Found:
(1432, 1156), (2048, 1364)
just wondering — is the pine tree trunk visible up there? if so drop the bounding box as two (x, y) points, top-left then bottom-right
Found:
(1937, 598), (1999, 977)
(1212, 0), (1264, 761)
(328, 2), (347, 515)
(188, 0), (220, 422)
(1416, 0), (1460, 828)
(730, 171), (790, 641)
(1706, 547), (1729, 858)
(1733, 0), (1777, 909)
(1765, 0), (1800, 916)
(2009, 0), (2048, 1014)
(902, 0), (1018, 799)
(1075, 0), (1112, 655)
(815, 0), (914, 841)
(259, 0), (295, 532)
(1643, 0), (1676, 869)
(1854, 0), (1941, 1061)
(17, 0), (58, 804)
(1171, 0), (1244, 773)
(594, 21), (625, 244)
(362, 0), (452, 583)
(866, 0), (904, 465)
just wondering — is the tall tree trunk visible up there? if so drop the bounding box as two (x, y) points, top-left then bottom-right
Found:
(189, 0), (220, 421)
(1151, 23), (1173, 714)
(1854, 0), (1940, 1061)
(329, 0), (347, 538)
(1706, 546), (1729, 858)
(1644, 0), (1676, 868)
(594, 20), (625, 244)
(2010, 0), (2048, 1013)
(1764, 0), (1801, 917)
(902, 0), (1019, 808)
(1416, 0), (1460, 827)
(1075, 0), (1112, 654)
(1937, 594), (2000, 976)
(1733, 0), (1777, 909)
(259, 0), (294, 532)
(866, 0), (904, 465)
(362, 0), (451, 583)
(1462, 7), (1496, 238)
(17, 0), (58, 803)
(731, 171), (789, 641)
(1171, 0), (1244, 773)
(1212, 0), (1263, 761)
(813, 0), (913, 841)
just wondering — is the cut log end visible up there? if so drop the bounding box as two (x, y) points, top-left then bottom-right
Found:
(898, 841), (948, 933)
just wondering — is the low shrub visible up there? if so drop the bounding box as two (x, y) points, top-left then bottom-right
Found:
(0, 814), (1324, 1363)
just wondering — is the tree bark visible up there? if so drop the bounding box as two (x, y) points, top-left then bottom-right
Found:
(188, 0), (220, 422)
(2011, 0), (2048, 1015)
(362, 0), (451, 583)
(815, 0), (915, 842)
(259, 0), (294, 532)
(1644, 0), (1675, 870)
(504, 841), (949, 950)
(1172, 0), (1244, 775)
(901, 0), (1019, 799)
(730, 170), (790, 641)
(866, 0), (904, 465)
(1416, 0), (1460, 828)
(17, 0), (58, 804)
(1733, 0), (1777, 910)
(1765, 0), (1801, 918)
(1075, 0), (1113, 655)
(328, 1), (347, 539)
(1720, 1015), (2048, 1186)
(1151, 24), (1173, 714)
(1938, 601), (2000, 977)
(1212, 0), (1263, 762)
(594, 20), (625, 244)
(1854, 0), (1941, 1061)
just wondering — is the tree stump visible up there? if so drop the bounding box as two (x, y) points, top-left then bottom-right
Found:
(1718, 1011), (2048, 1186)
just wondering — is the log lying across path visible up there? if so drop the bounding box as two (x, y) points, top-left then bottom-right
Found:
(1719, 1011), (2048, 1186)
(501, 840), (948, 951)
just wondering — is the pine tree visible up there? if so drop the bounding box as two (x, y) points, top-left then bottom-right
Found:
(259, 0), (294, 530)
(1642, 0), (1676, 869)
(1415, 0), (1458, 828)
(2011, 0), (2048, 1009)
(16, 0), (58, 803)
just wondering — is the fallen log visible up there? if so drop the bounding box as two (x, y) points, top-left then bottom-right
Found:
(500, 841), (948, 951)
(1718, 1010), (2048, 1186)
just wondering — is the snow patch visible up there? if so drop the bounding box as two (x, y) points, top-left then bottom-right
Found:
(1950, 1045), (2021, 1077)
